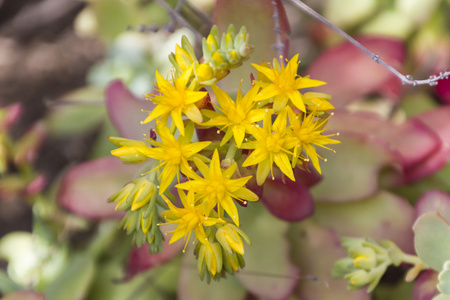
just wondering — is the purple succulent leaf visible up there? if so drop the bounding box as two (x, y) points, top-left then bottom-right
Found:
(236, 202), (299, 300)
(310, 132), (403, 202)
(1, 291), (45, 300)
(415, 190), (450, 221)
(327, 110), (441, 171)
(314, 190), (415, 253)
(291, 221), (370, 300)
(436, 77), (450, 105)
(261, 178), (314, 222)
(105, 80), (156, 140)
(178, 251), (247, 300)
(412, 270), (440, 300)
(294, 167), (322, 188)
(307, 36), (406, 108)
(405, 106), (450, 182)
(58, 157), (142, 219)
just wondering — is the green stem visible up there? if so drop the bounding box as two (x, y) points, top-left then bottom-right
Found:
(223, 139), (237, 168)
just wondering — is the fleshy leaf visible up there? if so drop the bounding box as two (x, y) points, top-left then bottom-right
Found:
(235, 202), (299, 299)
(406, 106), (450, 182)
(1, 291), (45, 300)
(413, 212), (450, 271)
(178, 252), (247, 300)
(214, 0), (290, 90)
(412, 270), (440, 300)
(105, 80), (156, 140)
(58, 157), (143, 219)
(124, 226), (183, 280)
(261, 178), (314, 221)
(327, 110), (441, 171)
(436, 77), (450, 104)
(415, 190), (450, 221)
(291, 221), (370, 300)
(310, 132), (402, 202)
(307, 36), (406, 107)
(314, 190), (415, 253)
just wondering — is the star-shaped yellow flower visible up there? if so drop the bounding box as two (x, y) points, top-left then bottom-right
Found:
(252, 54), (325, 113)
(287, 107), (340, 174)
(143, 67), (206, 136)
(241, 110), (296, 185)
(137, 122), (211, 193)
(202, 84), (268, 148)
(176, 149), (259, 226)
(160, 190), (225, 252)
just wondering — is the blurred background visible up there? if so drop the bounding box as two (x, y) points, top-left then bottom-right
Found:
(0, 0), (449, 299)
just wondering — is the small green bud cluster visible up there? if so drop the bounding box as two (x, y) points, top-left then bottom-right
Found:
(168, 25), (254, 86)
(108, 175), (164, 253)
(195, 224), (251, 282)
(332, 237), (405, 292)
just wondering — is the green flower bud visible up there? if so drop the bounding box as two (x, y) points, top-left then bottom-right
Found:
(349, 247), (377, 270)
(345, 269), (371, 289)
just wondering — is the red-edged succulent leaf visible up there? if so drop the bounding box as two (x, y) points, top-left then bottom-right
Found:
(291, 221), (370, 300)
(235, 202), (299, 299)
(58, 157), (142, 219)
(412, 270), (440, 300)
(105, 80), (156, 140)
(415, 190), (450, 221)
(436, 77), (450, 104)
(327, 110), (441, 171)
(261, 178), (314, 222)
(314, 190), (415, 253)
(1, 103), (22, 131)
(310, 132), (402, 202)
(406, 106), (450, 182)
(213, 0), (290, 90)
(1, 291), (45, 300)
(124, 231), (183, 280)
(307, 36), (406, 107)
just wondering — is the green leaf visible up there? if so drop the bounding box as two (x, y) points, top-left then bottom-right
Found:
(235, 202), (299, 299)
(413, 212), (450, 271)
(178, 253), (246, 300)
(45, 254), (96, 300)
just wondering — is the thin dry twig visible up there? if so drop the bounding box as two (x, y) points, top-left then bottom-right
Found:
(285, 0), (449, 86)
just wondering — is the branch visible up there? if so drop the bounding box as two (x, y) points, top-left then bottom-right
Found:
(285, 0), (449, 86)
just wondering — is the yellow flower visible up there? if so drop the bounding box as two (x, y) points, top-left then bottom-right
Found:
(202, 84), (267, 148)
(160, 190), (225, 252)
(137, 122), (211, 193)
(143, 67), (206, 136)
(241, 110), (296, 185)
(176, 149), (259, 226)
(252, 54), (325, 113)
(287, 107), (340, 174)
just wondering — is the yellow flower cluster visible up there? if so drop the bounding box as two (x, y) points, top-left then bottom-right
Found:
(108, 25), (339, 280)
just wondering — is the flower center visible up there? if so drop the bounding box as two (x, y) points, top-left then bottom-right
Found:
(265, 132), (283, 153)
(206, 181), (226, 200)
(228, 106), (246, 124)
(297, 127), (315, 144)
(166, 147), (182, 165)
